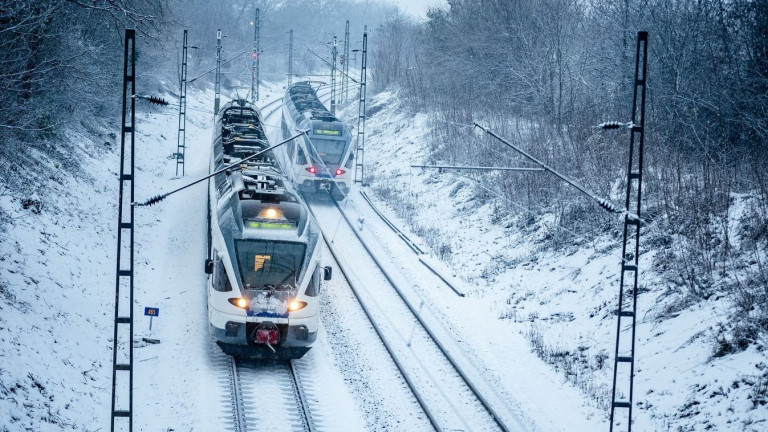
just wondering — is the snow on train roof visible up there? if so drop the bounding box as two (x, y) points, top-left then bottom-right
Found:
(288, 82), (338, 122)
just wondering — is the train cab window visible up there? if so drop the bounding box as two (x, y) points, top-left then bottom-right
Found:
(305, 267), (320, 297)
(214, 259), (233, 292)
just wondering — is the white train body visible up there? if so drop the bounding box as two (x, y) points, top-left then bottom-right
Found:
(280, 82), (354, 200)
(207, 100), (329, 359)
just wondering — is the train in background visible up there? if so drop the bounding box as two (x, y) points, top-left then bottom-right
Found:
(280, 81), (354, 200)
(206, 99), (331, 359)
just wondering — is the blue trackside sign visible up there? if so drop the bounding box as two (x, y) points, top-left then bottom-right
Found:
(144, 307), (159, 317)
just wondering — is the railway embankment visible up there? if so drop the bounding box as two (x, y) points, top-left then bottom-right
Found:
(340, 88), (768, 431)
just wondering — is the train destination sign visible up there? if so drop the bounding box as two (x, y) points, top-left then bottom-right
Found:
(246, 221), (294, 230)
(313, 128), (341, 136)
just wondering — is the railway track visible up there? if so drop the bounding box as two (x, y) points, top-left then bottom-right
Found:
(303, 193), (528, 432)
(212, 90), (336, 432)
(227, 357), (315, 432)
(256, 89), (527, 431)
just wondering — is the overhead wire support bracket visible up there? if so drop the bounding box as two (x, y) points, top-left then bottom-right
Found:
(187, 48), (250, 84)
(306, 48), (360, 84)
(411, 165), (544, 172)
(473, 122), (620, 213)
(132, 130), (309, 207)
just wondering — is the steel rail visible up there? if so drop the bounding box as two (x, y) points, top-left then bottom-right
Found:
(229, 358), (315, 432)
(358, 190), (424, 255)
(229, 357), (246, 432)
(302, 195), (443, 432)
(288, 360), (316, 432)
(327, 196), (511, 432)
(357, 190), (466, 297)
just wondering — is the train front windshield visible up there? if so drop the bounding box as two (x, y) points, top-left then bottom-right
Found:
(235, 240), (306, 290)
(310, 138), (346, 165)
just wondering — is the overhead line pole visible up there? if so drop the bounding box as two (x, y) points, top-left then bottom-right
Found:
(252, 8), (260, 103)
(175, 30), (189, 176)
(110, 28), (136, 432)
(288, 29), (293, 87)
(353, 26), (367, 185)
(214, 29), (221, 115)
(343, 20), (350, 102)
(330, 36), (337, 114)
(609, 30), (649, 432)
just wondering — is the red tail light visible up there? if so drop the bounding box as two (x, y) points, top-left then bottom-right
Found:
(306, 166), (316, 174)
(335, 168), (345, 176)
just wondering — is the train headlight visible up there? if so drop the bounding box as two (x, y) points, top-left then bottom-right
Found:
(257, 207), (284, 220)
(228, 297), (249, 309)
(288, 300), (307, 312)
(305, 166), (317, 174)
(335, 168), (345, 176)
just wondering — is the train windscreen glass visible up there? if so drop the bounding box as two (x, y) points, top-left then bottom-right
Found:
(311, 138), (345, 165)
(235, 240), (306, 290)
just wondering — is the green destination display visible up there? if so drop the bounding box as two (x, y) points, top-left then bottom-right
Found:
(247, 221), (294, 229)
(313, 128), (341, 136)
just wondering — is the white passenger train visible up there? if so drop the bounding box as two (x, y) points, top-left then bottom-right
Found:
(206, 99), (331, 359)
(280, 81), (354, 200)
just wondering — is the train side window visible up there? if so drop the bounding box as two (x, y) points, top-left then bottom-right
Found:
(287, 136), (295, 159)
(305, 267), (320, 297)
(297, 147), (308, 165)
(214, 259), (233, 292)
(345, 152), (354, 169)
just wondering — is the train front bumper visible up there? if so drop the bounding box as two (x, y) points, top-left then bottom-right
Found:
(300, 178), (350, 194)
(209, 309), (317, 348)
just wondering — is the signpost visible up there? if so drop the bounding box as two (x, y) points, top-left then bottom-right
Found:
(144, 307), (159, 331)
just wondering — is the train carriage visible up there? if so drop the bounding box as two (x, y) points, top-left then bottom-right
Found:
(280, 82), (354, 200)
(207, 100), (330, 359)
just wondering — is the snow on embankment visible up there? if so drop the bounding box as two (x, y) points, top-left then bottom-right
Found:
(345, 89), (768, 431)
(0, 85), (222, 431)
(1, 125), (120, 430)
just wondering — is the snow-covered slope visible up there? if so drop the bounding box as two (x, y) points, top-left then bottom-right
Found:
(341, 89), (768, 431)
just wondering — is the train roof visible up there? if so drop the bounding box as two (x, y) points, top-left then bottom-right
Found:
(287, 82), (338, 122)
(219, 99), (258, 115)
(214, 130), (310, 240)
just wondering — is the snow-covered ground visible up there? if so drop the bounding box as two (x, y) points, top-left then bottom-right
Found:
(339, 89), (768, 431)
(2, 81), (766, 432)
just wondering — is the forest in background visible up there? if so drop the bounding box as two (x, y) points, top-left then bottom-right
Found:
(0, 0), (392, 191)
(371, 0), (768, 354)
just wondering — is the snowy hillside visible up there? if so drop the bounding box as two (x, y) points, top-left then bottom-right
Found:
(339, 89), (768, 431)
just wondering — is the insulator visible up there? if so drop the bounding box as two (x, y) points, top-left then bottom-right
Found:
(147, 96), (169, 106)
(597, 198), (619, 213)
(134, 195), (166, 207)
(598, 121), (623, 129)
